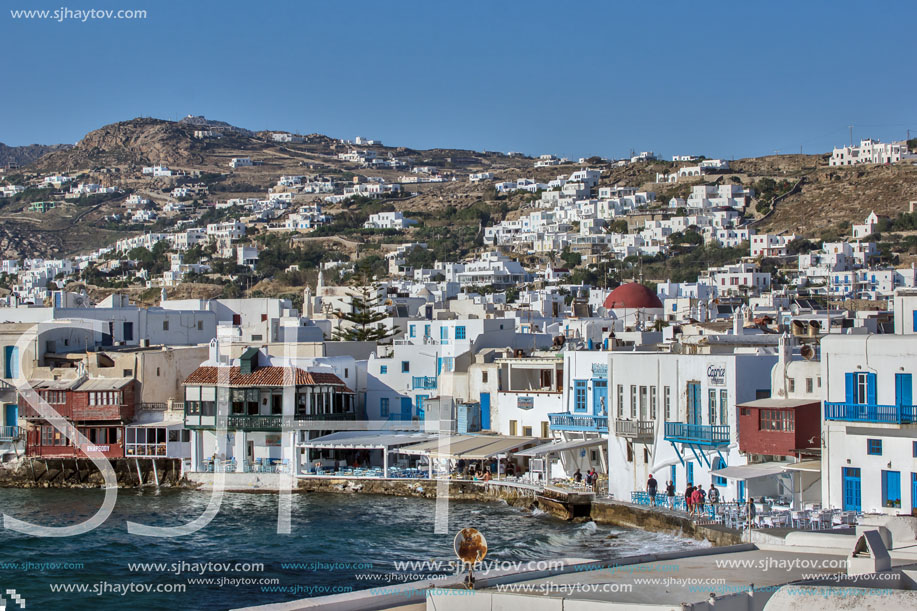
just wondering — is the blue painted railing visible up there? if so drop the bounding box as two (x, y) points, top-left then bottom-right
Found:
(664, 422), (730, 445)
(412, 376), (437, 390)
(631, 491), (687, 512)
(548, 413), (608, 433)
(824, 402), (916, 424)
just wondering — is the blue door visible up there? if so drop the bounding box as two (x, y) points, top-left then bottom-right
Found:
(686, 461), (694, 485)
(3, 346), (18, 379)
(882, 470), (901, 509)
(593, 380), (608, 416)
(416, 395), (428, 420)
(400, 397), (412, 421)
(480, 393), (491, 430)
(4, 404), (17, 429)
(688, 382), (701, 424)
(843, 467), (861, 511)
(738, 480), (746, 503)
(912, 473), (917, 514)
(896, 373), (912, 406)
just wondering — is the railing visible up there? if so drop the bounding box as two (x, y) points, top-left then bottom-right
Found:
(0, 379), (15, 391)
(294, 412), (356, 422)
(548, 413), (609, 433)
(140, 402), (168, 411)
(632, 491), (686, 511)
(226, 415), (283, 431)
(615, 420), (655, 440)
(0, 426), (19, 441)
(412, 376), (437, 390)
(824, 402), (917, 424)
(664, 422), (730, 445)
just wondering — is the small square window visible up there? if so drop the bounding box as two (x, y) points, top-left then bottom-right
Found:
(867, 438), (882, 456)
(401, 361), (410, 373)
(163, 320), (169, 331)
(380, 365), (388, 375)
(482, 371), (488, 383)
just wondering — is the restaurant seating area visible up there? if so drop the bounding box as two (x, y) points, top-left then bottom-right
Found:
(629, 493), (861, 530)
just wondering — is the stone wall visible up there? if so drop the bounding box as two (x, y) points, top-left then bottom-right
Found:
(0, 456), (187, 488)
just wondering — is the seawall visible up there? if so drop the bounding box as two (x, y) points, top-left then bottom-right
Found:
(0, 456), (188, 488)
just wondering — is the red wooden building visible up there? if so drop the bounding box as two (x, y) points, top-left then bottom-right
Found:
(19, 377), (137, 458)
(737, 398), (821, 459)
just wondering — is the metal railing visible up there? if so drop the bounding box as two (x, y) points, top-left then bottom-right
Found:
(615, 420), (655, 440)
(412, 376), (437, 390)
(294, 412), (356, 422)
(824, 402), (916, 424)
(0, 426), (19, 441)
(664, 422), (730, 445)
(548, 413), (609, 433)
(226, 415), (283, 431)
(140, 402), (168, 411)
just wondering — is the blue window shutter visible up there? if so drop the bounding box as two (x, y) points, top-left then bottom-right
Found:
(897, 373), (913, 407)
(845, 373), (855, 404)
(866, 373), (877, 406)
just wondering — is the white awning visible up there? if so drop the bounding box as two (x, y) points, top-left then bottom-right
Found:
(515, 437), (606, 457)
(711, 462), (790, 480)
(301, 431), (435, 450)
(783, 460), (821, 473)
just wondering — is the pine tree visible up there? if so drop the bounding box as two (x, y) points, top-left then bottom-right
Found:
(331, 286), (399, 342)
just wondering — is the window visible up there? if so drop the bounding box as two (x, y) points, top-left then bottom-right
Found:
(574, 380), (587, 412)
(617, 384), (624, 418)
(163, 320), (169, 331)
(650, 387), (657, 419)
(401, 361), (410, 373)
(197, 320), (203, 331)
(630, 385), (637, 418)
(522, 426), (532, 436)
(424, 324), (430, 338)
(455, 326), (466, 340)
(847, 372), (875, 405)
(541, 421), (549, 438)
(509, 420), (517, 436)
(760, 409), (794, 431)
(440, 326), (448, 340)
(638, 386), (647, 419)
(719, 389), (728, 425)
(409, 325), (416, 338)
(817, 376), (822, 388)
(380, 397), (390, 418)
(788, 378), (795, 393)
(882, 470), (901, 508)
(380, 365), (387, 374)
(708, 389), (717, 424)
(482, 371), (488, 384)
(687, 461), (694, 485)
(913, 441), (917, 458)
(805, 378), (813, 394)
(867, 438), (882, 455)
(123, 369), (132, 377)
(664, 386), (671, 420)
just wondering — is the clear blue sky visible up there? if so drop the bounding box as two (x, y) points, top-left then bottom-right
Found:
(3, 0), (915, 159)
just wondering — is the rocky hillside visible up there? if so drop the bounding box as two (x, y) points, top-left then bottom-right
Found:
(0, 142), (72, 168)
(760, 163), (917, 235)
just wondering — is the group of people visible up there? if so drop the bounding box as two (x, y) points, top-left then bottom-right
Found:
(573, 468), (599, 491)
(645, 474), (720, 516)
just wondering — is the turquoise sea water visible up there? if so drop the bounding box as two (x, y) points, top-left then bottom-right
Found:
(0, 489), (702, 610)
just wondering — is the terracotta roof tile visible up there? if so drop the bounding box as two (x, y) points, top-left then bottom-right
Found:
(183, 366), (351, 391)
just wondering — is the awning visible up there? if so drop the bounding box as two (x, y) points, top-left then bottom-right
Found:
(711, 462), (790, 480)
(460, 436), (543, 460)
(783, 460), (821, 473)
(394, 435), (541, 459)
(301, 431), (435, 450)
(737, 398), (819, 409)
(516, 437), (606, 457)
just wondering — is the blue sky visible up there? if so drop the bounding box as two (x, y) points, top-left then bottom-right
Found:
(2, 0), (915, 159)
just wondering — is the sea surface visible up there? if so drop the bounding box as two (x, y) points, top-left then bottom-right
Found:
(0, 489), (704, 610)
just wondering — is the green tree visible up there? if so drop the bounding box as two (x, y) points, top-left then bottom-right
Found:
(331, 287), (399, 342)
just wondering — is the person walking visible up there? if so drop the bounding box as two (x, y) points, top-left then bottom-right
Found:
(693, 484), (706, 517)
(708, 483), (720, 514)
(646, 474), (658, 507)
(665, 480), (676, 510)
(747, 497), (757, 529)
(684, 483), (695, 516)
